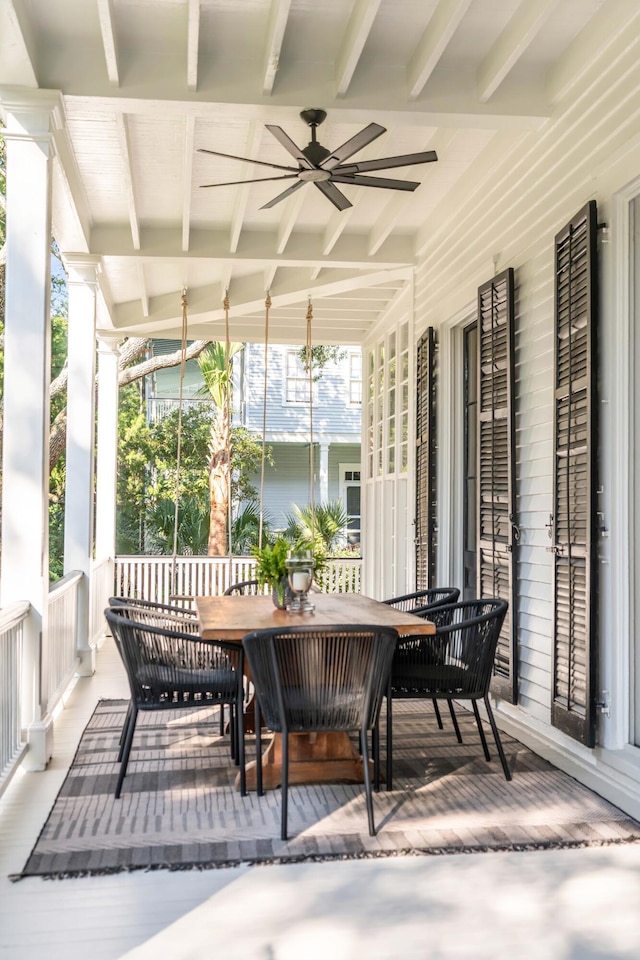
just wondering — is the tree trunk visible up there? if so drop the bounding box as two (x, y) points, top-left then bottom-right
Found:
(207, 407), (230, 556)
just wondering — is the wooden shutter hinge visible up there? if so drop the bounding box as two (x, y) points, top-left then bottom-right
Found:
(597, 511), (608, 537)
(596, 692), (610, 717)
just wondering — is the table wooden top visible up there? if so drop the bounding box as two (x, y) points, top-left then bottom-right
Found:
(195, 592), (435, 640)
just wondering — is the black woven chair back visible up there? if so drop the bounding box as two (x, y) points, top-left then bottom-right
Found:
(391, 598), (507, 699)
(242, 624), (398, 734)
(383, 587), (460, 613)
(105, 607), (242, 710)
(108, 596), (198, 628)
(224, 579), (261, 596)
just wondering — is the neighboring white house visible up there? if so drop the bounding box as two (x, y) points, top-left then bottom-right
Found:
(147, 340), (362, 543)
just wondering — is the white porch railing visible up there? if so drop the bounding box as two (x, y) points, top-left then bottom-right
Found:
(0, 602), (29, 798)
(44, 571), (82, 716)
(89, 556), (114, 647)
(114, 555), (362, 602)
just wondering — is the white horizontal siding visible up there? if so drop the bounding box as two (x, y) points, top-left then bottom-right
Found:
(241, 343), (361, 440)
(415, 30), (640, 726)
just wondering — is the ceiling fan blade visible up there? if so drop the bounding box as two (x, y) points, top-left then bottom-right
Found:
(314, 180), (352, 211)
(335, 150), (438, 175)
(198, 148), (298, 173)
(321, 122), (386, 170)
(331, 174), (420, 191)
(265, 125), (314, 168)
(260, 180), (306, 209)
(201, 174), (300, 188)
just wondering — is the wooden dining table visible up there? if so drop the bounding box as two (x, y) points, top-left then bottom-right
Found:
(195, 592), (435, 791)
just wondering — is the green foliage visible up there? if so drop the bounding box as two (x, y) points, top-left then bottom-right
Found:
(285, 499), (349, 554)
(252, 533), (327, 589)
(196, 342), (243, 408)
(297, 344), (347, 381)
(116, 395), (269, 555)
(252, 534), (290, 588)
(232, 500), (272, 555)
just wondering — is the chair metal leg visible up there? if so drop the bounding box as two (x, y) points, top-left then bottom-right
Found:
(472, 700), (491, 761)
(432, 699), (444, 729)
(219, 704), (225, 736)
(115, 704), (138, 799)
(237, 695), (246, 797)
(386, 693), (393, 791)
(255, 699), (264, 796)
(360, 729), (376, 836)
(372, 724), (380, 792)
(448, 699), (463, 743)
(484, 696), (512, 782)
(117, 701), (134, 763)
(281, 731), (289, 841)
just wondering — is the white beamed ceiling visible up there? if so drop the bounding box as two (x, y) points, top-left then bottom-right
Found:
(0, 0), (626, 343)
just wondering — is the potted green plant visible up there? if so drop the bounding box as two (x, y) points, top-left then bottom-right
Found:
(253, 535), (327, 608)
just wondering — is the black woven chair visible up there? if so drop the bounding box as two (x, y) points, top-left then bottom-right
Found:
(386, 598), (511, 788)
(383, 587), (460, 613)
(105, 606), (246, 799)
(384, 588), (460, 733)
(242, 624), (398, 841)
(224, 579), (261, 596)
(109, 596), (199, 627)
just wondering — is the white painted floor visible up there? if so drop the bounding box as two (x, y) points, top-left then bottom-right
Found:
(2, 640), (640, 960)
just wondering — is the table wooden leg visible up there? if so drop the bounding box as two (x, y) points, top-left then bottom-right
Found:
(237, 731), (376, 790)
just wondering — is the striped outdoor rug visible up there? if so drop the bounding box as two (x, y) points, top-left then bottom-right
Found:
(17, 698), (640, 878)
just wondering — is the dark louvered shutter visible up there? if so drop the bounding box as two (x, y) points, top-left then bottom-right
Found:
(477, 268), (517, 703)
(551, 201), (598, 747)
(415, 328), (437, 589)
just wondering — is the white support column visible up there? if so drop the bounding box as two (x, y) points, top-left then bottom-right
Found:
(319, 443), (329, 503)
(0, 89), (62, 769)
(63, 255), (100, 675)
(95, 336), (121, 562)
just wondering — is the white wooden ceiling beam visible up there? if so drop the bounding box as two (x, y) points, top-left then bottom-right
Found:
(408, 0), (472, 101)
(335, 0), (382, 97)
(220, 264), (233, 300)
(137, 262), (149, 317)
(262, 0), (293, 95)
(276, 188), (306, 254)
(97, 0), (120, 86)
(368, 193), (410, 256)
(111, 267), (412, 333)
(90, 223), (414, 268)
(264, 265), (278, 291)
(114, 113), (141, 250)
(477, 0), (559, 103)
(182, 115), (195, 252)
(323, 207), (354, 256)
(230, 121), (263, 253)
(3, 0), (39, 86)
(187, 0), (201, 93)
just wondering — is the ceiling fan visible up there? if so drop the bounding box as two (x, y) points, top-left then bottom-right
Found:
(198, 108), (438, 211)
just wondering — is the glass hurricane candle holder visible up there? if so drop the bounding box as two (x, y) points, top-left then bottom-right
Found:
(285, 551), (315, 613)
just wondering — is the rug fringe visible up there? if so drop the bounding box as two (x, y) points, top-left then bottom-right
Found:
(10, 834), (640, 882)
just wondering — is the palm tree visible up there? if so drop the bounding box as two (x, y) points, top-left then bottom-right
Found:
(285, 499), (349, 554)
(196, 342), (243, 556)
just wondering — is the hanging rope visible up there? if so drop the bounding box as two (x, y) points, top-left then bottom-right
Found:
(258, 291), (271, 549)
(224, 289), (233, 579)
(306, 296), (316, 544)
(171, 288), (189, 594)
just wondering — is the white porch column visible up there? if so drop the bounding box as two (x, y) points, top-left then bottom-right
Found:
(63, 256), (100, 675)
(0, 89), (62, 769)
(95, 336), (121, 561)
(319, 442), (329, 503)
